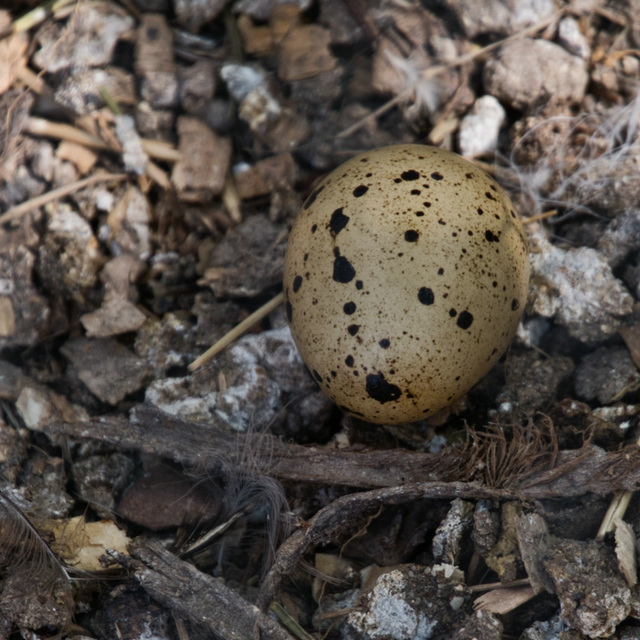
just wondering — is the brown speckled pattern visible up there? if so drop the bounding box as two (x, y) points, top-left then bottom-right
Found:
(283, 144), (530, 424)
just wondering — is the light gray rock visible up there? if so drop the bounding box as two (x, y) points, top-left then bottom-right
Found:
(443, 0), (556, 39)
(574, 346), (640, 405)
(483, 38), (588, 110)
(529, 233), (634, 342)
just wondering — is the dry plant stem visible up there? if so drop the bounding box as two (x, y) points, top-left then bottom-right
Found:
(12, 0), (76, 33)
(597, 492), (632, 539)
(468, 578), (532, 593)
(25, 117), (109, 150)
(188, 291), (285, 371)
(129, 539), (295, 640)
(337, 9), (565, 139)
(13, 64), (45, 95)
(0, 173), (127, 225)
(523, 210), (558, 224)
(25, 117), (182, 162)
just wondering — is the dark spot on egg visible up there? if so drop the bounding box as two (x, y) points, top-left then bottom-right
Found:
(345, 355), (354, 367)
(410, 189), (421, 195)
(333, 255), (356, 283)
(353, 185), (369, 197)
(511, 298), (520, 311)
(286, 300), (293, 322)
(311, 224), (318, 233)
(292, 275), (302, 293)
(477, 207), (484, 215)
(418, 287), (435, 305)
(485, 191), (497, 201)
(379, 339), (390, 348)
(356, 280), (363, 290)
(312, 369), (322, 382)
(401, 170), (420, 181)
(415, 211), (425, 217)
(431, 172), (444, 180)
(449, 308), (457, 317)
(329, 208), (349, 235)
(348, 324), (360, 335)
(485, 230), (499, 243)
(456, 311), (473, 329)
(423, 202), (431, 208)
(365, 372), (402, 404)
(404, 230), (419, 242)
(343, 301), (356, 315)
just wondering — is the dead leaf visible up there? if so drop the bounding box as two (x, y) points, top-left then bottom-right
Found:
(614, 518), (637, 587)
(47, 515), (130, 571)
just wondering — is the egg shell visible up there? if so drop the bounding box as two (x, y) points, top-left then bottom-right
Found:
(283, 144), (530, 424)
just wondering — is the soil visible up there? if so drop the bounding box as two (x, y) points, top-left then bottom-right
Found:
(2, 1), (640, 639)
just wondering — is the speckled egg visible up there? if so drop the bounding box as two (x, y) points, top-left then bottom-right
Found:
(283, 144), (530, 424)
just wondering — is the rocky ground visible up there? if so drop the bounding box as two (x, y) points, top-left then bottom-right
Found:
(2, 0), (640, 638)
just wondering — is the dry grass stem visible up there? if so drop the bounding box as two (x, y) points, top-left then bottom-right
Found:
(25, 117), (181, 162)
(188, 291), (284, 371)
(0, 172), (127, 225)
(12, 0), (76, 33)
(468, 577), (531, 593)
(523, 210), (558, 224)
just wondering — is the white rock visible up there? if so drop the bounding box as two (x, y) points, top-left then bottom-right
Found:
(558, 17), (590, 60)
(458, 95), (506, 157)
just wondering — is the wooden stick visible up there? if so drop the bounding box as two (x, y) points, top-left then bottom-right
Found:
(188, 291), (285, 371)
